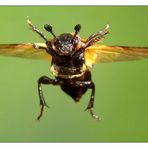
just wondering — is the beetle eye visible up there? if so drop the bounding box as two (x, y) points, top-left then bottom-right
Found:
(54, 38), (60, 45)
(72, 36), (78, 45)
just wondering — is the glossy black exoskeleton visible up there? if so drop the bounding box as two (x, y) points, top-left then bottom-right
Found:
(27, 19), (108, 120)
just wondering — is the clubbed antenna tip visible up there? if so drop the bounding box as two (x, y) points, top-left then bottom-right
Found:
(44, 24), (56, 38)
(74, 24), (81, 33)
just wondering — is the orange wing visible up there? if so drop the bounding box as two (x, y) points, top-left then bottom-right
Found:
(0, 43), (52, 61)
(85, 45), (148, 68)
(0, 43), (148, 67)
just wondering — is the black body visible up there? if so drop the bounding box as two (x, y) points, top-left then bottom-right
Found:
(27, 21), (108, 120)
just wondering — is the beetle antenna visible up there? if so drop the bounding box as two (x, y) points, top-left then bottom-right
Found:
(73, 24), (81, 40)
(74, 24), (81, 34)
(44, 24), (57, 38)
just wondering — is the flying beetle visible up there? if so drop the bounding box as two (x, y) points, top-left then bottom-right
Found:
(0, 18), (148, 120)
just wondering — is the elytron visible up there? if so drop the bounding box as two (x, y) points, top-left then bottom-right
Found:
(0, 18), (148, 120)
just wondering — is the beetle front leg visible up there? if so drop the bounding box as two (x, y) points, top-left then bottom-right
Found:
(37, 76), (60, 120)
(27, 17), (48, 42)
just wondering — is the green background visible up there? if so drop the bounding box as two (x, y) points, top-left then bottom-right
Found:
(0, 6), (148, 142)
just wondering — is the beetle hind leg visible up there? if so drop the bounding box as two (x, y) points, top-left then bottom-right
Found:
(84, 81), (101, 120)
(37, 75), (60, 120)
(85, 108), (100, 120)
(73, 80), (100, 120)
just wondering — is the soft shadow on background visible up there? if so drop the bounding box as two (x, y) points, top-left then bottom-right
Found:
(0, 6), (148, 142)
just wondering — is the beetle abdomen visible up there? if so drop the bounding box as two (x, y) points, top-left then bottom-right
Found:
(58, 70), (92, 102)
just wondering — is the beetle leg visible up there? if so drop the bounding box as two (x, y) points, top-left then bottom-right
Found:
(75, 81), (100, 120)
(27, 17), (48, 42)
(85, 82), (100, 120)
(32, 43), (47, 50)
(85, 24), (109, 47)
(37, 76), (60, 120)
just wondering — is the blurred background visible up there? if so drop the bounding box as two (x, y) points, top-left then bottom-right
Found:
(0, 6), (148, 142)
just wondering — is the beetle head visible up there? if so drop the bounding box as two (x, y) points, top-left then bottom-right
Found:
(44, 24), (81, 56)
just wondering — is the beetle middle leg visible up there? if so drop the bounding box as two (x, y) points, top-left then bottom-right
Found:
(37, 76), (60, 120)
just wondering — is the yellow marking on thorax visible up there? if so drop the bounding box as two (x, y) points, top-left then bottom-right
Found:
(50, 64), (87, 79)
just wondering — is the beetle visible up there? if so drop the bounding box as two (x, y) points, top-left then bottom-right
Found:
(0, 18), (148, 120)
